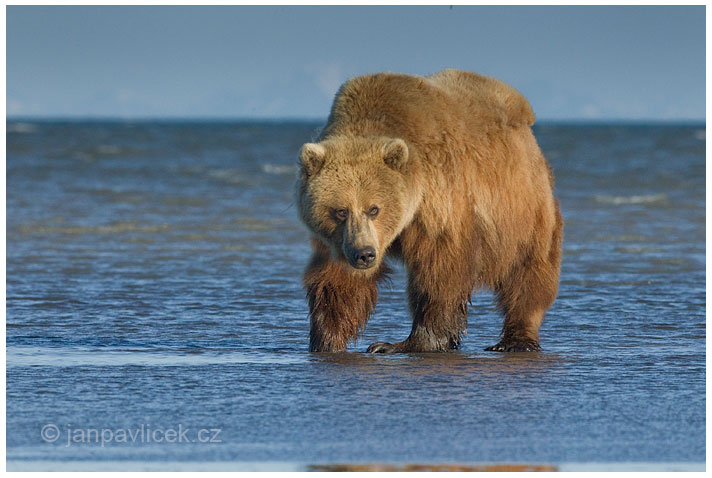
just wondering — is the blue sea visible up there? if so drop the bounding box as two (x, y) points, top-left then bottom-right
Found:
(6, 120), (706, 471)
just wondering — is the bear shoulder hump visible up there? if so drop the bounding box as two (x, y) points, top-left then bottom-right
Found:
(427, 68), (536, 127)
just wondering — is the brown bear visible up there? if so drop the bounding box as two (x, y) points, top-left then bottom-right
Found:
(296, 69), (562, 353)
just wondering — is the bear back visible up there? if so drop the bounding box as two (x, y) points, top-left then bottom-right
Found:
(321, 69), (535, 142)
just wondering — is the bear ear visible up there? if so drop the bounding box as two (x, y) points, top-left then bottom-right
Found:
(299, 143), (326, 178)
(382, 139), (409, 171)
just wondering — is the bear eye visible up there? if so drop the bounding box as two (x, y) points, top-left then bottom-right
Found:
(368, 205), (379, 217)
(334, 209), (349, 221)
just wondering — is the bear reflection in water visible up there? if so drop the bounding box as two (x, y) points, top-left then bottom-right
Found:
(296, 69), (562, 354)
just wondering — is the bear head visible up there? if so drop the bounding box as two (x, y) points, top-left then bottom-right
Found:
(296, 136), (420, 273)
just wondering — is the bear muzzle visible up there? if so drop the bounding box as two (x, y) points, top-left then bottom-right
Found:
(346, 245), (377, 269)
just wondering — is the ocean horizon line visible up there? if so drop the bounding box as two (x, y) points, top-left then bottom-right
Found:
(5, 116), (706, 126)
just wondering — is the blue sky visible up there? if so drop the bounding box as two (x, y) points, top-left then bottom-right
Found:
(6, 6), (705, 121)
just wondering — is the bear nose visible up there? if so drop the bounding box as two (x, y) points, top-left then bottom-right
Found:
(354, 246), (376, 268)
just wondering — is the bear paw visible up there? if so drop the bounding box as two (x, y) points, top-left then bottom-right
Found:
(485, 340), (541, 352)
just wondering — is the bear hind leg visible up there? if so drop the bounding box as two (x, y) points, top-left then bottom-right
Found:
(487, 206), (563, 352)
(487, 259), (557, 352)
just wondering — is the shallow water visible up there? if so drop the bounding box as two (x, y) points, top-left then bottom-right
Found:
(6, 121), (705, 470)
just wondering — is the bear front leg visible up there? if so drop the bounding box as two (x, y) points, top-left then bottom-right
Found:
(366, 288), (468, 353)
(367, 246), (471, 353)
(304, 239), (384, 352)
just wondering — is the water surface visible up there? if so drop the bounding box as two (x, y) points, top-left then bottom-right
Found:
(6, 121), (705, 470)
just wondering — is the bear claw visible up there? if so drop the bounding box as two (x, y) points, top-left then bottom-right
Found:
(485, 341), (541, 352)
(366, 341), (399, 354)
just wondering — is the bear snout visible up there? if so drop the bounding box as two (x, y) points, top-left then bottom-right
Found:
(351, 246), (377, 269)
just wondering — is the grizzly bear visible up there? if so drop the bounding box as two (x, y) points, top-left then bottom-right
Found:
(296, 69), (562, 353)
